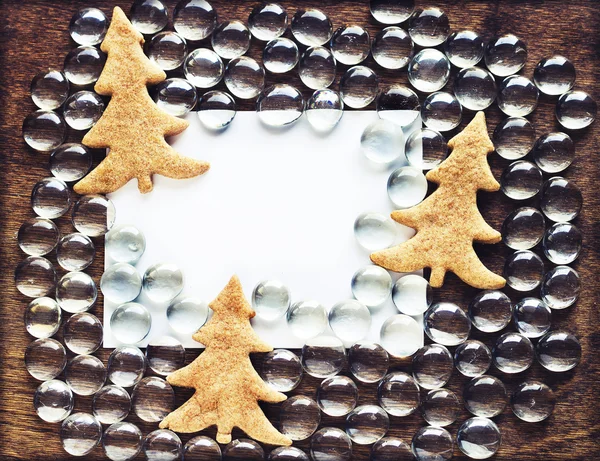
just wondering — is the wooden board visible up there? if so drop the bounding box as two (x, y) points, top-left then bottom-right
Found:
(0, 0), (599, 459)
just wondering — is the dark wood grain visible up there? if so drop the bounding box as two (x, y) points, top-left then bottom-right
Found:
(1, 0), (599, 460)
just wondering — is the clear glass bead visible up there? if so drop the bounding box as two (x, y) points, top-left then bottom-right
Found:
(484, 34), (527, 77)
(15, 256), (56, 298)
(532, 131), (574, 173)
(317, 376), (359, 417)
(69, 8), (108, 46)
(370, 0), (414, 24)
(260, 349), (303, 392)
(167, 295), (209, 334)
(301, 335), (346, 378)
(72, 194), (116, 237)
(130, 0), (168, 35)
(380, 314), (424, 358)
(52, 232), (93, 272)
(556, 90), (597, 129)
(50, 143), (92, 182)
(211, 20), (251, 60)
(411, 426), (453, 461)
(468, 290), (512, 333)
(421, 91), (462, 132)
(153, 77), (197, 116)
(30, 69), (69, 110)
(146, 336), (186, 376)
(34, 379), (74, 423)
(298, 46), (336, 90)
(184, 436), (222, 461)
(533, 55), (576, 95)
(371, 437), (413, 461)
(353, 212), (396, 251)
(537, 330), (581, 372)
(60, 413), (102, 456)
(197, 90), (236, 130)
(148, 31), (188, 71)
(222, 439), (264, 460)
(110, 302), (152, 344)
(25, 337), (67, 380)
(64, 45), (106, 85)
(280, 395), (321, 441)
(420, 388), (460, 427)
(105, 224), (146, 264)
(504, 250), (544, 292)
(263, 38), (298, 73)
(340, 65), (379, 109)
(453, 67), (497, 111)
(24, 296), (61, 339)
(101, 263), (142, 304)
(540, 176), (582, 222)
(31, 177), (70, 218)
(392, 274), (432, 315)
(541, 265), (581, 309)
(56, 271), (97, 313)
(514, 297), (552, 338)
(63, 90), (105, 130)
(387, 166), (428, 208)
(412, 344), (453, 390)
(143, 429), (182, 461)
(184, 48), (223, 88)
(500, 160), (543, 200)
(18, 217), (59, 257)
(405, 128), (447, 170)
(408, 48), (450, 93)
(543, 222), (581, 265)
(248, 3), (287, 41)
(345, 405), (389, 444)
(93, 385), (131, 424)
(493, 116), (536, 160)
(376, 85), (420, 127)
(378, 371), (420, 416)
(424, 302), (471, 346)
(224, 56), (265, 99)
(330, 25), (370, 66)
(497, 75), (539, 117)
(143, 263), (184, 303)
(23, 110), (66, 152)
(64, 312), (103, 354)
(408, 7), (450, 47)
(269, 447), (308, 461)
(108, 345), (147, 388)
(493, 332), (534, 373)
(65, 354), (106, 396)
(286, 300), (328, 340)
(501, 207), (545, 251)
(256, 84), (304, 126)
(511, 380), (556, 422)
(132, 377), (174, 422)
(361, 119), (405, 165)
(372, 27), (413, 70)
(463, 375), (507, 417)
(329, 299), (371, 344)
(348, 341), (389, 384)
(457, 417), (501, 459)
(310, 428), (352, 461)
(173, 0), (217, 41)
(306, 89), (344, 132)
(444, 30), (484, 68)
(252, 279), (290, 321)
(291, 8), (333, 46)
(454, 340), (492, 377)
(103, 422), (143, 461)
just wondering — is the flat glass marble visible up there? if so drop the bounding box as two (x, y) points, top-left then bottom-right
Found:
(493, 116), (536, 160)
(148, 31), (188, 71)
(371, 27), (413, 70)
(25, 337), (67, 381)
(497, 75), (539, 117)
(31, 177), (70, 218)
(56, 271), (97, 313)
(543, 222), (582, 264)
(130, 0), (168, 35)
(248, 3), (287, 41)
(444, 30), (484, 68)
(556, 90), (597, 129)
(376, 85), (420, 127)
(541, 265), (581, 309)
(299, 46), (336, 90)
(421, 91), (462, 132)
(360, 119), (405, 165)
(143, 429), (182, 461)
(211, 20), (251, 60)
(222, 439), (264, 460)
(184, 48), (224, 88)
(540, 176), (582, 222)
(64, 45), (106, 86)
(412, 344), (454, 390)
(60, 413), (102, 457)
(411, 426), (453, 461)
(380, 314), (424, 357)
(354, 212), (396, 251)
(504, 250), (544, 292)
(501, 207), (545, 251)
(252, 279), (290, 321)
(291, 8), (333, 46)
(260, 349), (303, 392)
(301, 335), (346, 378)
(424, 302), (471, 346)
(371, 437), (414, 461)
(197, 90), (236, 130)
(279, 395), (321, 441)
(256, 84), (304, 127)
(64, 312), (103, 354)
(457, 417), (501, 459)
(454, 340), (492, 377)
(287, 300), (328, 339)
(408, 7), (450, 47)
(224, 56), (265, 99)
(392, 274), (432, 315)
(50, 143), (93, 182)
(500, 160), (543, 200)
(306, 89), (344, 132)
(345, 405), (389, 444)
(310, 428), (352, 461)
(184, 436), (222, 461)
(484, 34), (527, 77)
(110, 302), (152, 344)
(15, 256), (57, 298)
(18, 217), (59, 256)
(493, 332), (535, 374)
(132, 377), (174, 422)
(387, 166), (428, 209)
(154, 78), (197, 116)
(330, 25), (371, 66)
(513, 297), (551, 338)
(511, 380), (556, 422)
(167, 295), (209, 334)
(329, 299), (371, 344)
(146, 336), (186, 376)
(92, 385), (131, 424)
(173, 0), (217, 41)
(369, 0), (414, 24)
(107, 345), (147, 388)
(34, 379), (74, 423)
(340, 65), (379, 109)
(103, 422), (143, 461)
(407, 49), (450, 93)
(534, 55), (576, 95)
(105, 224), (146, 264)
(405, 128), (447, 170)
(65, 354), (107, 396)
(72, 194), (116, 237)
(348, 341), (389, 383)
(377, 371), (420, 416)
(263, 38), (299, 74)
(143, 263), (184, 303)
(468, 290), (513, 333)
(101, 263), (142, 304)
(30, 69), (69, 111)
(453, 67), (497, 111)
(24, 296), (62, 339)
(420, 388), (460, 427)
(23, 111), (67, 152)
(268, 447), (308, 461)
(537, 330), (581, 372)
(70, 8), (108, 46)
(532, 132), (574, 173)
(463, 375), (507, 417)
(317, 376), (359, 416)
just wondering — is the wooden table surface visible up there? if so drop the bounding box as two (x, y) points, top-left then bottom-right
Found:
(1, 0), (599, 460)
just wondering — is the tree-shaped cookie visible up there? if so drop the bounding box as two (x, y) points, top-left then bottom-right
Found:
(371, 112), (505, 289)
(73, 7), (209, 195)
(159, 275), (292, 447)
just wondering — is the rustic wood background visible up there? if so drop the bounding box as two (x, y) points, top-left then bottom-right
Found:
(1, 0), (599, 459)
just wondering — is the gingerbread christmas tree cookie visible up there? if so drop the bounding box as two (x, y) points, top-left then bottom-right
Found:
(74, 7), (209, 195)
(160, 275), (292, 447)
(371, 112), (506, 289)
